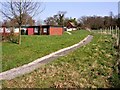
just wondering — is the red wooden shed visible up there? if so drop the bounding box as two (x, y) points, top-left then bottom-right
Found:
(41, 25), (63, 35)
(21, 26), (40, 35)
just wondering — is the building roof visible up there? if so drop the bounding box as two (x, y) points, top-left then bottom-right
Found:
(69, 22), (76, 27)
(67, 22), (76, 28)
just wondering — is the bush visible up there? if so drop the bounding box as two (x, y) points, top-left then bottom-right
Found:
(2, 27), (19, 43)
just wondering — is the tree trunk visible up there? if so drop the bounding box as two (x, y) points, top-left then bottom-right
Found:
(18, 26), (21, 44)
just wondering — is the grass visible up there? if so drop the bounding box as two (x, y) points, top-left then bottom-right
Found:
(2, 32), (119, 88)
(2, 30), (90, 72)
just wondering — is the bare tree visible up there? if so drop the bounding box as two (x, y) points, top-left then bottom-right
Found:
(44, 16), (58, 25)
(57, 11), (67, 26)
(0, 0), (45, 44)
(44, 11), (67, 26)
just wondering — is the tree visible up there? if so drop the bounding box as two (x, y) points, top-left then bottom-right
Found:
(36, 19), (44, 26)
(109, 11), (114, 27)
(57, 11), (67, 26)
(118, 2), (120, 28)
(77, 16), (89, 29)
(78, 15), (115, 30)
(69, 17), (77, 26)
(44, 16), (57, 25)
(63, 17), (69, 27)
(0, 0), (44, 44)
(44, 11), (67, 26)
(4, 13), (35, 27)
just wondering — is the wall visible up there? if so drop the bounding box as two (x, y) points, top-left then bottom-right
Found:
(49, 27), (63, 35)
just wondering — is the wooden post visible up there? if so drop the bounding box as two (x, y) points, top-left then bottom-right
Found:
(100, 28), (102, 34)
(112, 26), (114, 37)
(104, 28), (106, 34)
(112, 26), (113, 35)
(116, 27), (119, 47)
(110, 26), (111, 35)
(108, 27), (109, 34)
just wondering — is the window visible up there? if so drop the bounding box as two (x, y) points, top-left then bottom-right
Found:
(43, 28), (47, 33)
(5, 28), (10, 33)
(34, 28), (38, 33)
(0, 28), (3, 33)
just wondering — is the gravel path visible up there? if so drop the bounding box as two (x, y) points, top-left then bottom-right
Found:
(0, 35), (93, 80)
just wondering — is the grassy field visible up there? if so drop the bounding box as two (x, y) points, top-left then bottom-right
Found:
(2, 30), (89, 72)
(2, 32), (120, 88)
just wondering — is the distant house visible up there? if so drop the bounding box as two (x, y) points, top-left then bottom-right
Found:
(66, 22), (77, 31)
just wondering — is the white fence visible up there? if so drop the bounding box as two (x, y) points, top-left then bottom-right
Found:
(66, 28), (76, 31)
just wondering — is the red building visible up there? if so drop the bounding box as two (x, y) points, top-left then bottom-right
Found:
(41, 25), (63, 35)
(21, 26), (40, 35)
(0, 25), (63, 36)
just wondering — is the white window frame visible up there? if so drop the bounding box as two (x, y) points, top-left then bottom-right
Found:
(43, 28), (47, 33)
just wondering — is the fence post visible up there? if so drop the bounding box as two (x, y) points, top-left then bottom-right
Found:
(100, 28), (102, 34)
(107, 27), (109, 34)
(112, 26), (114, 36)
(105, 28), (106, 34)
(110, 26), (112, 35)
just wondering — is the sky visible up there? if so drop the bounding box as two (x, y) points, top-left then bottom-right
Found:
(118, 2), (120, 14)
(0, 1), (119, 23)
(34, 2), (118, 22)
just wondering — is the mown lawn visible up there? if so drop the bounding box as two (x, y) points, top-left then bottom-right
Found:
(2, 30), (89, 72)
(2, 32), (120, 88)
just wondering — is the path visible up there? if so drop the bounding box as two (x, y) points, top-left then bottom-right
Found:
(0, 35), (93, 80)
(66, 31), (72, 35)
